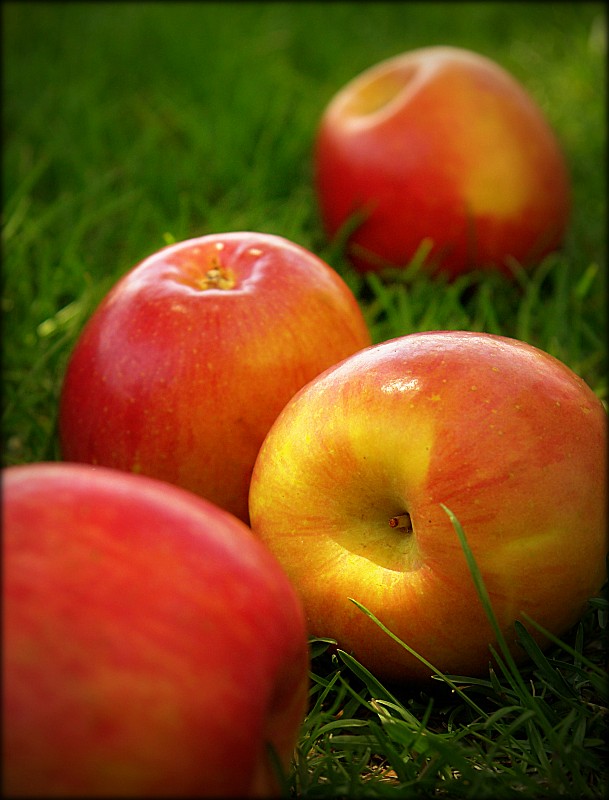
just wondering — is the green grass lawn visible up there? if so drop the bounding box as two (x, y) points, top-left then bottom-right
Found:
(3, 2), (607, 796)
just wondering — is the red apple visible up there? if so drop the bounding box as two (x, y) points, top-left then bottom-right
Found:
(59, 231), (371, 523)
(3, 462), (310, 797)
(315, 46), (571, 278)
(249, 331), (607, 682)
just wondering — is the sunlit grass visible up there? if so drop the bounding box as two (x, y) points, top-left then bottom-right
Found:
(294, 510), (607, 798)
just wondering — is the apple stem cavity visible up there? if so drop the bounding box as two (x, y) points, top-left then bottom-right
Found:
(389, 512), (412, 532)
(197, 257), (236, 291)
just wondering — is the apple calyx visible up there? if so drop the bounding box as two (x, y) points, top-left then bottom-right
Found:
(198, 257), (236, 291)
(389, 512), (412, 532)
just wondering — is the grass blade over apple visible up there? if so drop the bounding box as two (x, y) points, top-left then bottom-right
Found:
(248, 330), (607, 682)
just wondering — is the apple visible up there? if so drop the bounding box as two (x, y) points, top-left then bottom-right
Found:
(249, 331), (607, 682)
(314, 46), (571, 278)
(3, 461), (310, 797)
(58, 231), (371, 524)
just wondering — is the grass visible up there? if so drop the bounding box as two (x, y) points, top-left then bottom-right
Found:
(294, 508), (608, 797)
(2, 2), (607, 797)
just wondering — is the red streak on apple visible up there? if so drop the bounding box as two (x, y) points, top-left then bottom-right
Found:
(249, 331), (607, 681)
(59, 232), (371, 523)
(315, 46), (571, 277)
(3, 462), (310, 797)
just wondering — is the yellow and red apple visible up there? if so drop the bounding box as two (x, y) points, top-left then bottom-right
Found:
(249, 331), (607, 682)
(59, 231), (371, 523)
(315, 46), (571, 278)
(3, 462), (310, 797)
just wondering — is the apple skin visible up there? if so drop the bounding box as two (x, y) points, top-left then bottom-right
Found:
(3, 462), (310, 797)
(249, 331), (607, 682)
(315, 46), (571, 278)
(58, 231), (371, 524)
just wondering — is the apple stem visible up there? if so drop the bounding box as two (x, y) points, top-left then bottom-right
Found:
(198, 256), (236, 291)
(389, 513), (412, 531)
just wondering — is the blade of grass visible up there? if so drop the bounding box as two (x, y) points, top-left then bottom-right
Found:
(441, 504), (555, 711)
(348, 597), (489, 722)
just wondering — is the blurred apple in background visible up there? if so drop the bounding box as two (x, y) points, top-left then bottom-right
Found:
(249, 331), (606, 682)
(59, 232), (371, 523)
(3, 462), (310, 797)
(315, 46), (571, 278)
